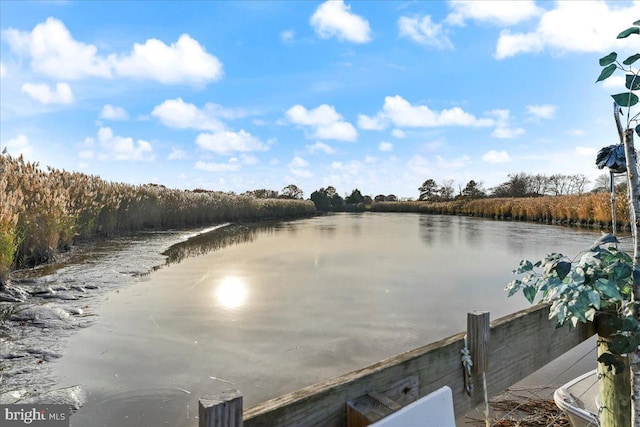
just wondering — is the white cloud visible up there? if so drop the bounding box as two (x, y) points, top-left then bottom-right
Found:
(168, 148), (188, 160)
(195, 130), (268, 155)
(492, 127), (524, 139)
(406, 155), (432, 176)
(379, 141), (393, 152)
(602, 75), (626, 89)
(310, 0), (371, 44)
(280, 30), (295, 44)
(152, 98), (232, 131)
(365, 155), (377, 164)
(3, 17), (111, 79)
(567, 129), (586, 137)
(436, 154), (471, 170)
(489, 109), (524, 139)
(391, 129), (406, 138)
(4, 17), (222, 84)
(0, 63), (6, 78)
(100, 104), (129, 120)
(239, 154), (259, 165)
(495, 1), (640, 59)
(288, 156), (312, 178)
(495, 31), (544, 59)
(315, 121), (357, 141)
(526, 104), (557, 120)
(95, 127), (155, 161)
(398, 15), (453, 49)
(21, 82), (73, 104)
(381, 95), (494, 128)
(358, 114), (386, 130)
(112, 34), (223, 84)
(307, 142), (336, 154)
(286, 104), (357, 141)
(289, 156), (309, 168)
(195, 160), (240, 172)
(445, 0), (540, 26)
(194, 154), (256, 173)
(4, 134), (33, 158)
(482, 150), (511, 163)
(286, 104), (341, 126)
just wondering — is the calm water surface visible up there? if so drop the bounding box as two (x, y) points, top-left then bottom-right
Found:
(52, 213), (609, 426)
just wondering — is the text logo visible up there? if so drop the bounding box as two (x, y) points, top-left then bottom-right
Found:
(1, 405), (70, 427)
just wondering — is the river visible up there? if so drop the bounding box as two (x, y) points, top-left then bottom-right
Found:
(2, 213), (617, 426)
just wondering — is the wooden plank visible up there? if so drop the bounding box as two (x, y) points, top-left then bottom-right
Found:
(243, 304), (595, 427)
(378, 376), (418, 406)
(199, 389), (243, 427)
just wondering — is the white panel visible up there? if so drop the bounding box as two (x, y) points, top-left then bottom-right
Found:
(371, 386), (455, 427)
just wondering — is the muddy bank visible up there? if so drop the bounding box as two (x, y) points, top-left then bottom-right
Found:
(0, 223), (240, 410)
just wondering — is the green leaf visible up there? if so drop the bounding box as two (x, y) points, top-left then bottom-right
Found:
(618, 27), (640, 39)
(567, 301), (587, 322)
(588, 290), (601, 309)
(555, 261), (571, 280)
(603, 316), (624, 330)
(523, 286), (537, 304)
(621, 317), (638, 332)
(596, 233), (620, 246)
(597, 64), (617, 82)
(612, 92), (639, 107)
(599, 52), (618, 66)
(598, 352), (626, 372)
(635, 20), (640, 26)
(595, 278), (623, 300)
(609, 336), (633, 354)
(636, 124), (640, 138)
(506, 279), (522, 297)
(626, 74), (640, 91)
(624, 53), (640, 66)
(515, 260), (534, 274)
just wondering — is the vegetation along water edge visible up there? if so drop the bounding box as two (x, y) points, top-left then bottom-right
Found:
(0, 152), (315, 286)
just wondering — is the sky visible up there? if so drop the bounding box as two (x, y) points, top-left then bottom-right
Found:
(1, 0), (639, 199)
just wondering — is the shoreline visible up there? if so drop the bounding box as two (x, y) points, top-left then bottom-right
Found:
(0, 223), (237, 409)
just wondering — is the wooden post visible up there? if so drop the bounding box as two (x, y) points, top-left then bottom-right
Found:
(468, 311), (490, 427)
(597, 311), (631, 427)
(199, 389), (243, 427)
(467, 311), (490, 377)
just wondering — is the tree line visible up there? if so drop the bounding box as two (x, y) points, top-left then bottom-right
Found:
(244, 172), (613, 213)
(418, 172), (595, 202)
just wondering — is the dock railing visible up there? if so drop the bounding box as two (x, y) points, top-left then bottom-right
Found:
(198, 304), (596, 427)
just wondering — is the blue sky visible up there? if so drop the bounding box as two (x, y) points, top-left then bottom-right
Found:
(1, 1), (639, 199)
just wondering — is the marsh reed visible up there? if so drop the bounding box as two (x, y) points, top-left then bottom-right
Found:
(372, 192), (628, 228)
(0, 152), (315, 282)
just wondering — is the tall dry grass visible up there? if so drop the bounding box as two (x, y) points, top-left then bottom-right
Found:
(0, 152), (315, 282)
(372, 192), (629, 227)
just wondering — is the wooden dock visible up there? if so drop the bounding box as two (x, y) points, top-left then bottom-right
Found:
(198, 304), (596, 427)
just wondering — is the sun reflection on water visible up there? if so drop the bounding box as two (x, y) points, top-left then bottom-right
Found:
(215, 276), (248, 309)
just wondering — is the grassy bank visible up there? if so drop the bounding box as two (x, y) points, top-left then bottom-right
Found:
(371, 192), (628, 227)
(0, 153), (315, 283)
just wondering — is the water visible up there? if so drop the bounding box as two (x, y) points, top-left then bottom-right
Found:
(44, 213), (610, 426)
